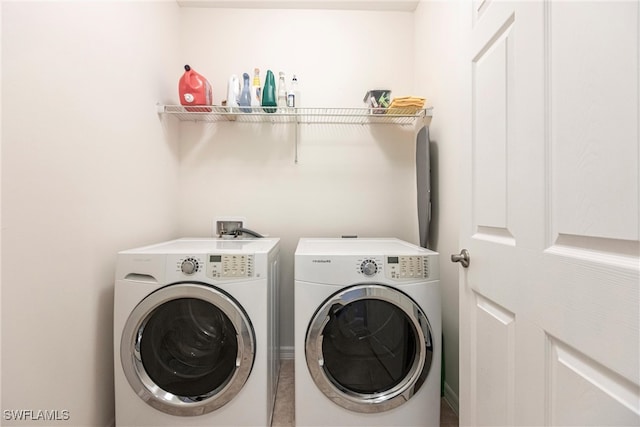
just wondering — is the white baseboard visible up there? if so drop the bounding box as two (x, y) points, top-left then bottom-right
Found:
(279, 345), (295, 360)
(443, 382), (459, 415)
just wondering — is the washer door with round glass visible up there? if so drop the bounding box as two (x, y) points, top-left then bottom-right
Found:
(306, 284), (433, 413)
(120, 283), (255, 416)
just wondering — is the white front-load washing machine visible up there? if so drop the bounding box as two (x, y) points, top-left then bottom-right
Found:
(294, 238), (440, 427)
(114, 238), (280, 426)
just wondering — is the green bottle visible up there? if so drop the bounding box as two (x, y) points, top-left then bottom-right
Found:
(261, 70), (277, 113)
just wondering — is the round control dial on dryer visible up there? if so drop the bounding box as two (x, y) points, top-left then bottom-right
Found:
(360, 259), (379, 276)
(180, 257), (199, 275)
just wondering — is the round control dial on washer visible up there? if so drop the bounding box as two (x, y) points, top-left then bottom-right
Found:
(360, 259), (378, 276)
(180, 257), (199, 275)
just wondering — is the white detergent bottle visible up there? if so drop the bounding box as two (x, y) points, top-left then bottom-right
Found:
(226, 74), (240, 111)
(287, 74), (299, 108)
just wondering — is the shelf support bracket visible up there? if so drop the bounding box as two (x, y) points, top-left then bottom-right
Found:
(295, 117), (299, 164)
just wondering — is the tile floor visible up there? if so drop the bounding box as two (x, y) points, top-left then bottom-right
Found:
(271, 359), (459, 427)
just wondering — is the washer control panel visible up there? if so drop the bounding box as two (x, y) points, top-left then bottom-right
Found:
(385, 256), (430, 280)
(206, 254), (254, 279)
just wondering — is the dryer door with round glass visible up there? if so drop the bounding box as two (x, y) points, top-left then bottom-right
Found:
(306, 284), (433, 413)
(120, 283), (255, 416)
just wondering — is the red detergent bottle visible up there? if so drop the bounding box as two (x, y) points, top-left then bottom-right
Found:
(179, 64), (212, 112)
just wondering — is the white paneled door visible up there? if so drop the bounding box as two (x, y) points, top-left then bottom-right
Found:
(458, 1), (640, 426)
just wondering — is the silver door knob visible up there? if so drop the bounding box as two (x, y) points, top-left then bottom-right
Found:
(451, 249), (470, 268)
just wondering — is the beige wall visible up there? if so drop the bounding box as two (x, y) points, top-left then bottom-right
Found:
(1, 2), (180, 425)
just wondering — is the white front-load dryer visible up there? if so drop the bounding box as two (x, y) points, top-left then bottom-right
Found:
(294, 238), (441, 427)
(114, 238), (280, 427)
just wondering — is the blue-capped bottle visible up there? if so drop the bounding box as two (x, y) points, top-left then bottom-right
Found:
(239, 72), (252, 113)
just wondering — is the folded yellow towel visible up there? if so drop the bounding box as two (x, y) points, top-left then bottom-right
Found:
(386, 96), (426, 114)
(389, 96), (426, 106)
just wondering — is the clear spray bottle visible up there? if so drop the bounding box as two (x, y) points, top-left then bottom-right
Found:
(277, 72), (287, 112)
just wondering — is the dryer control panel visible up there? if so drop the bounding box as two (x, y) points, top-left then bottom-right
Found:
(206, 254), (254, 279)
(385, 255), (430, 280)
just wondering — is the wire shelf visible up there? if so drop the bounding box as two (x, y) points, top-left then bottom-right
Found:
(158, 105), (432, 126)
